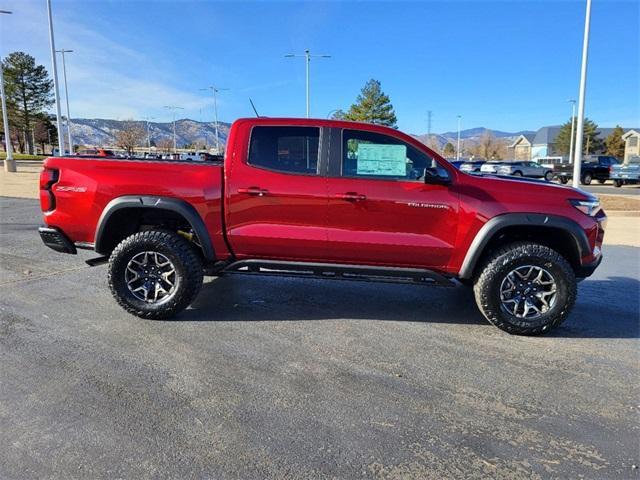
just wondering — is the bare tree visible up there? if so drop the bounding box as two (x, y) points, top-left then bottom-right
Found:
(115, 120), (145, 156)
(471, 130), (508, 160)
(157, 138), (173, 154)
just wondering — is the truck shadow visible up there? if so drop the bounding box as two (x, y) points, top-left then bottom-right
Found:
(182, 274), (639, 339)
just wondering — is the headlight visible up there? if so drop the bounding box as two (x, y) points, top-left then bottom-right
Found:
(570, 198), (600, 216)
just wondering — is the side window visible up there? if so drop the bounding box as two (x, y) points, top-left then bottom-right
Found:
(341, 129), (448, 181)
(248, 126), (320, 175)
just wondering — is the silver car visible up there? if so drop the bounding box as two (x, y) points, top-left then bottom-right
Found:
(497, 161), (554, 181)
(479, 161), (504, 174)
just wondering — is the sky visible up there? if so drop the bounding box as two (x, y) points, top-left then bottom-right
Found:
(1, 0), (638, 134)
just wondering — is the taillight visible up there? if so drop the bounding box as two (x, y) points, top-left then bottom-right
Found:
(40, 167), (59, 211)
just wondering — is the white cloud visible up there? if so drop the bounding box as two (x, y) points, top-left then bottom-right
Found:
(1, 0), (211, 120)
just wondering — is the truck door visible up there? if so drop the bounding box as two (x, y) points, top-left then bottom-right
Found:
(225, 124), (329, 260)
(325, 127), (459, 269)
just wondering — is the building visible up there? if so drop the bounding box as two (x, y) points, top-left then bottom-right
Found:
(509, 133), (536, 160)
(622, 129), (640, 163)
(530, 126), (563, 160)
(516, 125), (640, 161)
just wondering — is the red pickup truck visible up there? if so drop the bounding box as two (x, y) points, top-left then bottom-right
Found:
(38, 118), (606, 335)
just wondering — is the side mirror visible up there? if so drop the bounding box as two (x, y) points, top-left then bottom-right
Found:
(424, 168), (451, 185)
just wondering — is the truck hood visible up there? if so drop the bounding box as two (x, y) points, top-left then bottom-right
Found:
(467, 173), (594, 201)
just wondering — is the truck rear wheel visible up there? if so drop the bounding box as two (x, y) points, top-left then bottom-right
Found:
(473, 242), (576, 335)
(581, 173), (592, 185)
(108, 230), (203, 319)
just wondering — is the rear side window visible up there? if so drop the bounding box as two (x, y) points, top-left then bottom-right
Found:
(248, 126), (320, 175)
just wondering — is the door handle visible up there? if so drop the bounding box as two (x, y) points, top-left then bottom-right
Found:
(238, 187), (269, 196)
(335, 192), (367, 202)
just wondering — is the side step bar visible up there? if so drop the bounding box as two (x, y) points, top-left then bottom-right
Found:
(220, 259), (455, 287)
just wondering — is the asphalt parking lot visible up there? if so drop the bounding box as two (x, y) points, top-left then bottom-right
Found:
(1, 196), (639, 479)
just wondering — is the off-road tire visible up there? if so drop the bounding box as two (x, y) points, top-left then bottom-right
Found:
(108, 230), (203, 319)
(473, 242), (576, 335)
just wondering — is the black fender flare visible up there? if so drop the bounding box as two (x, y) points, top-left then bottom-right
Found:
(94, 195), (215, 261)
(458, 213), (590, 280)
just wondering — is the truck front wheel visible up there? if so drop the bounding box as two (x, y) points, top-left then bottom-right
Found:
(473, 242), (576, 335)
(108, 230), (203, 319)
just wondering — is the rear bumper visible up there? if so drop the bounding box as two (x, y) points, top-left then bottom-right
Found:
(575, 254), (602, 278)
(38, 226), (77, 254)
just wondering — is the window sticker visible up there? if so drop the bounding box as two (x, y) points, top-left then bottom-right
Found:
(356, 143), (407, 176)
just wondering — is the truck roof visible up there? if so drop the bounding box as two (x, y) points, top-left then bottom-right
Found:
(232, 117), (442, 158)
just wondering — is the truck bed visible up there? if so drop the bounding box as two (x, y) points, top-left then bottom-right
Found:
(40, 156), (229, 257)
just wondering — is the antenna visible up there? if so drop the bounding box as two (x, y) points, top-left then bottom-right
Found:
(249, 98), (260, 117)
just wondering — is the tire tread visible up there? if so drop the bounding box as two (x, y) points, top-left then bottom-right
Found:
(473, 241), (577, 335)
(108, 230), (203, 319)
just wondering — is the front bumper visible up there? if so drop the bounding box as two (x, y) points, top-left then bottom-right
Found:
(38, 226), (77, 254)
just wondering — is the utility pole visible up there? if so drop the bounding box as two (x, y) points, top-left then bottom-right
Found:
(285, 49), (331, 118)
(572, 0), (592, 188)
(427, 110), (432, 149)
(163, 106), (183, 153)
(568, 99), (576, 166)
(456, 115), (462, 161)
(0, 10), (15, 172)
(46, 0), (65, 156)
(56, 49), (73, 154)
(200, 86), (228, 154)
(143, 116), (155, 154)
(58, 50), (73, 153)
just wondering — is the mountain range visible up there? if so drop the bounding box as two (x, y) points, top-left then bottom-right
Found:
(66, 118), (533, 151)
(69, 118), (232, 150)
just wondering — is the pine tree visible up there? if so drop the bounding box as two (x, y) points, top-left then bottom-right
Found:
(554, 117), (603, 156)
(443, 142), (455, 157)
(344, 79), (397, 128)
(2, 52), (54, 154)
(605, 125), (625, 159)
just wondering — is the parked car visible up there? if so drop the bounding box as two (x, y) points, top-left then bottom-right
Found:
(554, 155), (620, 185)
(459, 160), (486, 173)
(76, 148), (115, 157)
(479, 161), (504, 174)
(38, 117), (606, 335)
(497, 161), (554, 181)
(610, 156), (640, 187)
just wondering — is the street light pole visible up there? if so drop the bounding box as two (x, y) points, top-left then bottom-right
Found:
(572, 0), (592, 189)
(568, 99), (576, 167)
(143, 116), (154, 154)
(46, 0), (65, 156)
(200, 86), (229, 154)
(163, 106), (183, 153)
(285, 49), (331, 118)
(456, 115), (462, 161)
(0, 10), (15, 172)
(56, 49), (73, 154)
